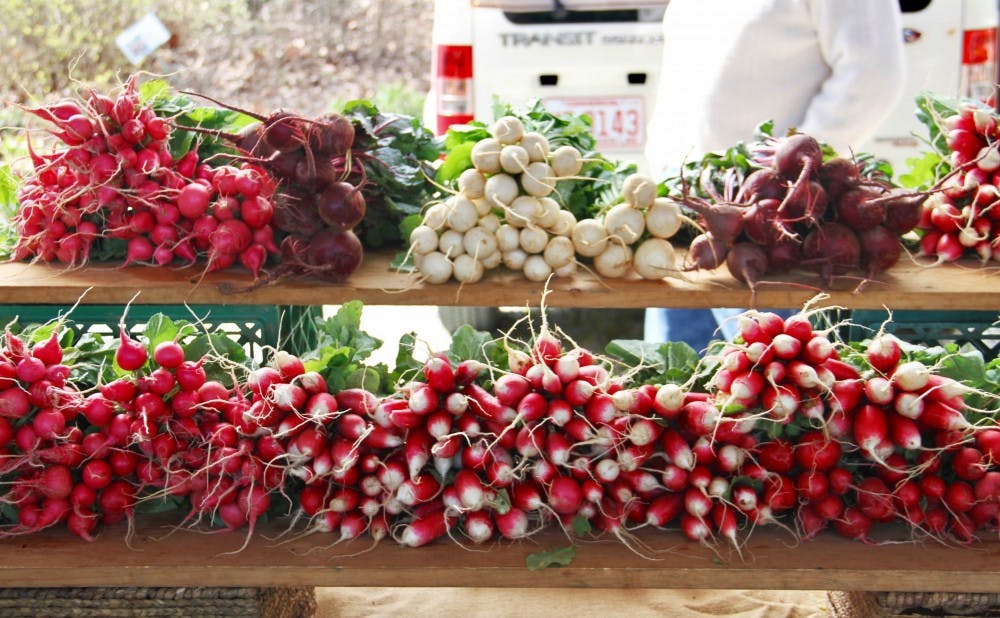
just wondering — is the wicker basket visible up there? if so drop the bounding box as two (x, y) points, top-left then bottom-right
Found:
(0, 586), (316, 618)
(829, 590), (1000, 617)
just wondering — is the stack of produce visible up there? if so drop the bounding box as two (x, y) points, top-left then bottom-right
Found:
(12, 77), (282, 274)
(0, 305), (994, 556)
(677, 131), (926, 298)
(409, 113), (686, 284)
(408, 115), (585, 283)
(7, 77), (441, 286)
(909, 94), (1000, 263)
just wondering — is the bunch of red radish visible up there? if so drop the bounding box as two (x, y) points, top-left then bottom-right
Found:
(917, 101), (1000, 262)
(0, 327), (138, 541)
(682, 133), (925, 297)
(12, 77), (281, 275)
(705, 311), (998, 544)
(0, 311), (995, 550)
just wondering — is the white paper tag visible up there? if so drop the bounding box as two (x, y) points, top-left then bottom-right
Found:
(115, 13), (171, 65)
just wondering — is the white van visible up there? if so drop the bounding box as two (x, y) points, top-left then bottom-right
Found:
(425, 0), (999, 173)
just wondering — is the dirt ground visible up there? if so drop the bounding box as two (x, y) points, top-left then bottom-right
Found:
(149, 0), (434, 118)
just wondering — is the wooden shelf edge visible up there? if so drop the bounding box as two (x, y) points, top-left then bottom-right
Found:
(1, 254), (999, 311)
(0, 524), (996, 591)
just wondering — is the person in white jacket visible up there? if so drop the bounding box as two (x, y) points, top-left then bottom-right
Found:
(644, 0), (907, 348)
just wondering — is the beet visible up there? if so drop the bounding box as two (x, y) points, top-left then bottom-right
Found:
(817, 157), (861, 203)
(834, 188), (885, 231)
(683, 199), (745, 246)
(265, 149), (304, 181)
(780, 179), (829, 222)
(726, 242), (769, 305)
(304, 228), (364, 282)
(858, 225), (902, 275)
(742, 198), (783, 246)
(766, 238), (802, 273)
(880, 189), (926, 234)
(259, 111), (306, 152)
(317, 182), (366, 231)
(802, 222), (862, 283)
(309, 113), (356, 157)
(272, 190), (324, 237)
(684, 232), (729, 270)
(772, 133), (823, 181)
(737, 168), (786, 202)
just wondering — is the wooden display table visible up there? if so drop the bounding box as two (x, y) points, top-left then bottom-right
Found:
(0, 257), (996, 614)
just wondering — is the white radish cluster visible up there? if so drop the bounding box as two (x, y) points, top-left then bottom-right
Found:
(410, 115), (586, 283)
(571, 173), (684, 280)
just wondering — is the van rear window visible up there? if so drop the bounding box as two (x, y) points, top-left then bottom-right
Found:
(504, 9), (642, 23)
(898, 0), (931, 13)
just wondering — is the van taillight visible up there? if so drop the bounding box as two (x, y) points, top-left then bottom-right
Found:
(960, 27), (997, 101)
(435, 45), (474, 134)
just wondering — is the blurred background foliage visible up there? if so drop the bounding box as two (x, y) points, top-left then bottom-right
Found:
(0, 0), (432, 168)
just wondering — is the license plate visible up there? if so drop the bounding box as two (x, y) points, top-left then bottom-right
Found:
(542, 96), (646, 151)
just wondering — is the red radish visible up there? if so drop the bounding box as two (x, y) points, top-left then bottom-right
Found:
(661, 428), (695, 471)
(888, 413), (922, 451)
(795, 432), (842, 471)
(952, 447), (986, 482)
(494, 507), (530, 539)
(680, 513), (711, 542)
(833, 506), (873, 542)
(454, 469), (486, 511)
(547, 475), (583, 515)
(646, 493), (683, 527)
(855, 477), (896, 522)
(115, 327), (147, 371)
(943, 481), (976, 513)
(0, 388), (31, 419)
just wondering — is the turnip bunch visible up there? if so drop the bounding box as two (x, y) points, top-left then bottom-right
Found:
(571, 173), (684, 281)
(410, 115), (582, 283)
(410, 115), (590, 283)
(906, 93), (1000, 263)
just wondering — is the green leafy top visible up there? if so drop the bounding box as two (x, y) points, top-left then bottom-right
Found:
(898, 91), (986, 189)
(341, 100), (442, 249)
(302, 301), (393, 393)
(139, 78), (258, 161)
(0, 164), (20, 259)
(604, 339), (702, 388)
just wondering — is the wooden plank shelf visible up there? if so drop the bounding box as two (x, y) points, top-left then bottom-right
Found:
(0, 253), (999, 310)
(0, 522), (995, 591)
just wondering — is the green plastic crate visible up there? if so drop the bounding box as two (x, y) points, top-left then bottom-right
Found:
(841, 309), (1000, 359)
(0, 304), (322, 362)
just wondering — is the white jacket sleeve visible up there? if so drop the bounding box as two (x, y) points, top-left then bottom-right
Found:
(797, 0), (907, 155)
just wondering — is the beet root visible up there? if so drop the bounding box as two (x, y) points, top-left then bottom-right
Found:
(802, 222), (862, 284)
(684, 232), (729, 271)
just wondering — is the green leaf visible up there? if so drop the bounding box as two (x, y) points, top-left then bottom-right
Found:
(605, 339), (665, 373)
(142, 314), (179, 350)
(138, 78), (172, 105)
(897, 151), (945, 190)
(448, 324), (499, 365)
(436, 141), (476, 183)
(571, 515), (592, 537)
(525, 545), (576, 571)
(392, 332), (424, 383)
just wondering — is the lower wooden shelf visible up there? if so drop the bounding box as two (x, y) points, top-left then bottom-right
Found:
(0, 522), (996, 591)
